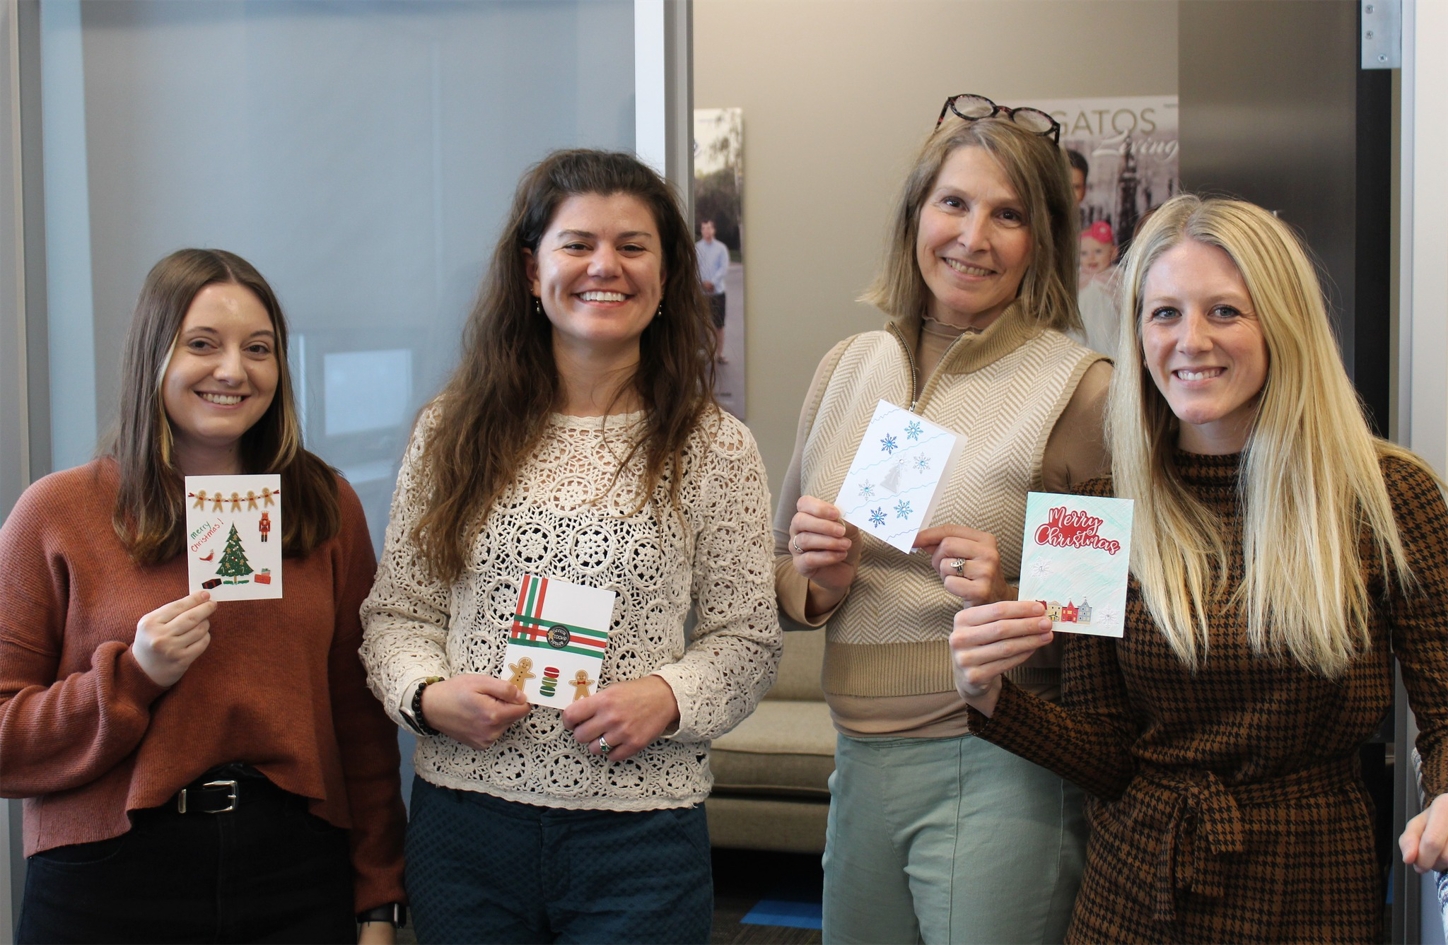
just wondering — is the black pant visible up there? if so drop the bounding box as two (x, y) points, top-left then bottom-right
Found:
(18, 769), (354, 944)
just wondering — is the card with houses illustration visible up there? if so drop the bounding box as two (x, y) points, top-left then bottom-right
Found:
(184, 474), (282, 600)
(500, 574), (618, 710)
(834, 400), (966, 553)
(1017, 492), (1134, 638)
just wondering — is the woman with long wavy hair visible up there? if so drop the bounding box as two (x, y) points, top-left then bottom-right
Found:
(0, 249), (407, 943)
(949, 195), (1448, 942)
(360, 149), (781, 944)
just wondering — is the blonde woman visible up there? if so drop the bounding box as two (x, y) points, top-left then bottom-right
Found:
(780, 96), (1110, 943)
(949, 194), (1448, 942)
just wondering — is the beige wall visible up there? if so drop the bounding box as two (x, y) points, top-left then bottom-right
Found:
(694, 0), (1179, 500)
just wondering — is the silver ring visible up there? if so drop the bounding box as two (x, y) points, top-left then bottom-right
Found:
(791, 535), (803, 555)
(597, 735), (612, 756)
(950, 557), (966, 577)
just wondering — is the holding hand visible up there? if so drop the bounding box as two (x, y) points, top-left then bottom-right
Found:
(915, 525), (1013, 606)
(949, 600), (1054, 716)
(1401, 793), (1448, 874)
(562, 675), (680, 763)
(131, 591), (217, 687)
(789, 495), (859, 617)
(421, 675), (531, 750)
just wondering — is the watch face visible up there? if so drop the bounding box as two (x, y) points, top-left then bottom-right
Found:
(547, 624), (571, 649)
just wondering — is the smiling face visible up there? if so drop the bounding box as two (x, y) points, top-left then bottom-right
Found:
(161, 282), (279, 475)
(1140, 239), (1269, 454)
(915, 145), (1033, 330)
(1080, 235), (1115, 278)
(525, 192), (665, 361)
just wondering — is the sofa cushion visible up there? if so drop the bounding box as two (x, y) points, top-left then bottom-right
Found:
(710, 700), (836, 798)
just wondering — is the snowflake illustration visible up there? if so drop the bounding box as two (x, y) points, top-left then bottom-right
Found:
(1029, 559), (1052, 578)
(869, 507), (887, 527)
(894, 500), (913, 519)
(904, 420), (924, 441)
(1097, 608), (1119, 626)
(913, 454), (931, 472)
(880, 434), (898, 454)
(858, 480), (875, 500)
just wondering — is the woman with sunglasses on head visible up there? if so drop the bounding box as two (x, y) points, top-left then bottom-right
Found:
(359, 149), (780, 944)
(949, 195), (1448, 942)
(0, 249), (407, 943)
(779, 95), (1110, 943)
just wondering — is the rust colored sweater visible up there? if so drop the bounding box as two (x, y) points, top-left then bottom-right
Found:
(0, 460), (406, 912)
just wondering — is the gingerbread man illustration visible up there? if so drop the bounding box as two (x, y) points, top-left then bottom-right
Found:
(211, 493), (225, 512)
(229, 492), (243, 512)
(191, 490), (209, 510)
(571, 670), (595, 702)
(507, 657), (537, 693)
(245, 490), (259, 511)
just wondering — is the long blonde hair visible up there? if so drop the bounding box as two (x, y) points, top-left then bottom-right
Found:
(862, 116), (1079, 333)
(1109, 195), (1421, 677)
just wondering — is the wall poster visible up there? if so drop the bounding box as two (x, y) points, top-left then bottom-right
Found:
(693, 107), (745, 420)
(1031, 95), (1179, 355)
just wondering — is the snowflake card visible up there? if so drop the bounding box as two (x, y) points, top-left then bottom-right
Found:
(1017, 492), (1134, 638)
(184, 474), (282, 601)
(500, 573), (618, 710)
(834, 400), (966, 553)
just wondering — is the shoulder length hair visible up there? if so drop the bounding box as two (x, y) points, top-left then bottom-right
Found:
(412, 148), (717, 583)
(1108, 194), (1426, 677)
(862, 115), (1080, 333)
(109, 248), (339, 564)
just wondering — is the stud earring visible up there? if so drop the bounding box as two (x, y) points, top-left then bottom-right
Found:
(655, 302), (664, 319)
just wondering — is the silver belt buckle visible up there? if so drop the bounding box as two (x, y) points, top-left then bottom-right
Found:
(202, 779), (239, 813)
(176, 779), (239, 814)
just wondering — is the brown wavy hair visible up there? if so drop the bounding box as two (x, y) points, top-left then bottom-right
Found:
(412, 149), (718, 582)
(862, 115), (1080, 333)
(108, 249), (339, 564)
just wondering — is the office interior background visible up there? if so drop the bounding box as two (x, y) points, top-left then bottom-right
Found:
(4, 0), (1448, 941)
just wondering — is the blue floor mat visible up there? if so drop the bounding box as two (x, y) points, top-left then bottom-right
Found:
(741, 899), (823, 930)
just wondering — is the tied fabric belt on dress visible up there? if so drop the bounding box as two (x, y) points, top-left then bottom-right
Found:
(1132, 756), (1359, 923)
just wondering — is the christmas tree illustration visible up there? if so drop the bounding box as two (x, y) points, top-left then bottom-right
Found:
(214, 523), (254, 584)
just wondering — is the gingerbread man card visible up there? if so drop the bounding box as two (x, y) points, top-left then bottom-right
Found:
(184, 474), (282, 601)
(500, 574), (617, 709)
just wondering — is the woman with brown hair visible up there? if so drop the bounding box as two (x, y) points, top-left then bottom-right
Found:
(0, 248), (407, 943)
(359, 149), (780, 944)
(779, 95), (1110, 943)
(949, 195), (1448, 941)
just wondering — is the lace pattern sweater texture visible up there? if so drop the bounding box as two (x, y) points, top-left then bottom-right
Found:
(360, 407), (781, 811)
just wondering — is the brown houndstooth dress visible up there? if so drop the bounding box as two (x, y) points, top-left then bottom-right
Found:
(971, 452), (1448, 943)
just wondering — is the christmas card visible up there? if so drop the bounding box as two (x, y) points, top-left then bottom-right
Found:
(834, 400), (966, 553)
(184, 474), (282, 601)
(1017, 492), (1134, 638)
(500, 574), (618, 709)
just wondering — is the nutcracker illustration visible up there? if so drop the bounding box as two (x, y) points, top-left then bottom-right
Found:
(258, 511), (271, 543)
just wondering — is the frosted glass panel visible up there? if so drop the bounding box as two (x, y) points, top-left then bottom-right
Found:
(43, 0), (635, 550)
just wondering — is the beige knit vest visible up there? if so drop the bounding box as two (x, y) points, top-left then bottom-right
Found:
(801, 325), (1098, 697)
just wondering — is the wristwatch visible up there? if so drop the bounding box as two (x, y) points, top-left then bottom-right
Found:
(357, 902), (406, 928)
(406, 676), (446, 737)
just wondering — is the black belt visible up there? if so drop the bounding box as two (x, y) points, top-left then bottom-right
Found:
(173, 764), (285, 815)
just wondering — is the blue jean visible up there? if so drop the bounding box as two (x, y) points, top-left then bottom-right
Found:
(822, 734), (1086, 945)
(406, 777), (713, 944)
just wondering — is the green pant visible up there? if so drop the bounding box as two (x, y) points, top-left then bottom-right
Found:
(822, 733), (1086, 944)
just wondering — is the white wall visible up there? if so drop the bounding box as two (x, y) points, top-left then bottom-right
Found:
(694, 0), (1179, 496)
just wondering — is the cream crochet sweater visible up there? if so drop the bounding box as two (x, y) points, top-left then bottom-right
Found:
(360, 406), (781, 811)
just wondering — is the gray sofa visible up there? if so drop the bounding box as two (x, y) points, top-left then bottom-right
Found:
(706, 629), (835, 853)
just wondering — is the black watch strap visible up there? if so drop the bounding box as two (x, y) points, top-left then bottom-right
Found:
(357, 902), (406, 927)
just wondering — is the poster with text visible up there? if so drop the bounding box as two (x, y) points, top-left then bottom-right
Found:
(694, 107), (745, 419)
(184, 474), (282, 600)
(1034, 95), (1179, 260)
